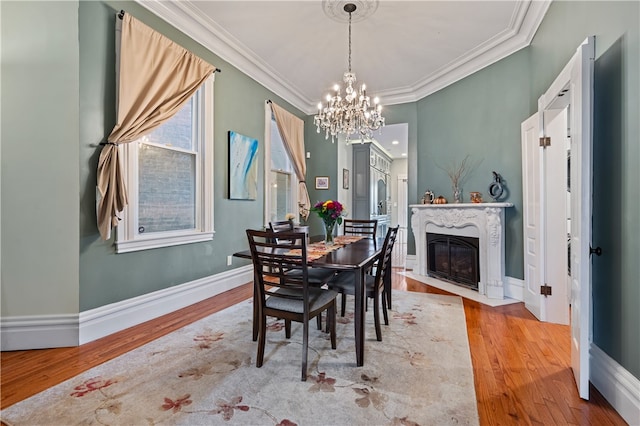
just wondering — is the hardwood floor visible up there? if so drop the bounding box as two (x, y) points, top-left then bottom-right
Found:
(1, 270), (627, 425)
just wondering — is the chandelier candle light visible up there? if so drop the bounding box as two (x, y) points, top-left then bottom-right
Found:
(314, 3), (385, 143)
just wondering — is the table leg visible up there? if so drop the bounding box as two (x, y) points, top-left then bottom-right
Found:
(354, 266), (365, 366)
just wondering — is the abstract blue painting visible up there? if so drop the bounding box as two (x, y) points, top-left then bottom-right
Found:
(228, 131), (259, 200)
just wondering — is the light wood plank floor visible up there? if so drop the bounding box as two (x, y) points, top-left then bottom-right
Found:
(1, 270), (627, 425)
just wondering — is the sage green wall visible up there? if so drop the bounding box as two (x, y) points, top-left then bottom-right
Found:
(413, 1), (639, 377)
(415, 49), (530, 279)
(1, 1), (80, 317)
(78, 1), (305, 310)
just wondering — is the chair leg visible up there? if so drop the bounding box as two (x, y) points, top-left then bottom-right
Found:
(384, 286), (392, 310)
(285, 319), (291, 338)
(256, 314), (266, 368)
(301, 319), (309, 381)
(373, 295), (382, 342)
(316, 313), (322, 331)
(382, 293), (389, 325)
(382, 261), (392, 310)
(329, 303), (337, 349)
(340, 292), (347, 317)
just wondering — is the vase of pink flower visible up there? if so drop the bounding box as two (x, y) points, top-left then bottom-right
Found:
(310, 199), (346, 245)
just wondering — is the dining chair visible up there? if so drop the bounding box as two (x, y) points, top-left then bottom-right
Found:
(246, 229), (338, 381)
(269, 219), (294, 233)
(344, 218), (380, 290)
(269, 220), (337, 288)
(343, 218), (378, 240)
(327, 225), (399, 341)
(269, 220), (337, 332)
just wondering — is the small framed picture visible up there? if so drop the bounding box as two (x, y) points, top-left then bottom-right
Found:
(342, 168), (349, 189)
(315, 176), (330, 190)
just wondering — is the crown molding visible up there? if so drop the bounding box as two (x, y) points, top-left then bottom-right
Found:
(136, 0), (551, 114)
(386, 0), (551, 106)
(136, 0), (313, 113)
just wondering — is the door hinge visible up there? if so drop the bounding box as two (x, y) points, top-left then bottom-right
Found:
(539, 136), (551, 147)
(540, 284), (552, 296)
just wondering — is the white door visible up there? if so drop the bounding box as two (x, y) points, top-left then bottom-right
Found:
(538, 37), (594, 400)
(521, 109), (570, 325)
(568, 38), (594, 400)
(543, 108), (570, 325)
(521, 113), (543, 320)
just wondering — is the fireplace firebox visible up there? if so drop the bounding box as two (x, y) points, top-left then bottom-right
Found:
(427, 233), (480, 290)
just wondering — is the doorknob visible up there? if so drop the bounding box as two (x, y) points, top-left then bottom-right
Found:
(590, 246), (602, 256)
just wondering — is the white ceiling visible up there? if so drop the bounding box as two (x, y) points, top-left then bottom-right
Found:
(138, 0), (550, 157)
(360, 122), (409, 159)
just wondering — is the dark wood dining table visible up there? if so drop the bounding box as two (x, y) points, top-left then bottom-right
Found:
(233, 236), (383, 367)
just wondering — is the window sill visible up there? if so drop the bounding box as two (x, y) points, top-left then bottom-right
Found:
(115, 231), (214, 253)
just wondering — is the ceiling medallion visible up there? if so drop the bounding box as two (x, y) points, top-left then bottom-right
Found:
(314, 2), (385, 143)
(322, 0), (379, 23)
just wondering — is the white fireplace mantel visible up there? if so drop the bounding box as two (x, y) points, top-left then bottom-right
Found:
(410, 203), (513, 299)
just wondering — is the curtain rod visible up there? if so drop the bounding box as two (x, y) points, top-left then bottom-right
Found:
(117, 10), (221, 73)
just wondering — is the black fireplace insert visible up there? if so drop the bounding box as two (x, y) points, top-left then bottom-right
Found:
(427, 233), (480, 290)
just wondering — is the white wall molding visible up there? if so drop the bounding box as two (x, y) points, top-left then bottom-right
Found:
(137, 0), (311, 112)
(0, 266), (253, 350)
(0, 314), (79, 351)
(504, 276), (524, 302)
(135, 0), (551, 114)
(79, 265), (253, 344)
(405, 254), (416, 271)
(590, 343), (640, 425)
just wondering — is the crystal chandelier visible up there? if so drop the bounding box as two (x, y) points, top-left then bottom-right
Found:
(314, 3), (385, 143)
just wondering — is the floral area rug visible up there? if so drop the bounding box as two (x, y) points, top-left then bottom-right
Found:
(0, 291), (479, 426)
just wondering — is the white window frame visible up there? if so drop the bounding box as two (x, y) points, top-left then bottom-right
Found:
(115, 75), (215, 253)
(264, 103), (299, 227)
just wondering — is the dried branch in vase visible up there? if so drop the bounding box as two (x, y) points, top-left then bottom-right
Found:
(437, 155), (482, 188)
(436, 155), (483, 203)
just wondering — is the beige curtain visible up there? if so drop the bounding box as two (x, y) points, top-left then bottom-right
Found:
(97, 13), (216, 240)
(270, 102), (311, 221)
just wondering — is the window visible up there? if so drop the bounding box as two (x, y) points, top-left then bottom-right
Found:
(116, 76), (215, 253)
(264, 111), (298, 226)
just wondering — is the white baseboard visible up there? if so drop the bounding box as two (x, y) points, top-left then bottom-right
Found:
(504, 276), (524, 301)
(0, 314), (79, 350)
(0, 266), (253, 350)
(79, 265), (253, 344)
(590, 343), (640, 425)
(405, 254), (416, 271)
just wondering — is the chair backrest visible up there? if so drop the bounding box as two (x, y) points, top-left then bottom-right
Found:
(268, 220), (296, 244)
(343, 219), (378, 239)
(269, 220), (294, 233)
(373, 225), (400, 289)
(246, 229), (310, 306)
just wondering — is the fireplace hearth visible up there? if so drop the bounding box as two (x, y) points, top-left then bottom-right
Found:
(427, 233), (479, 290)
